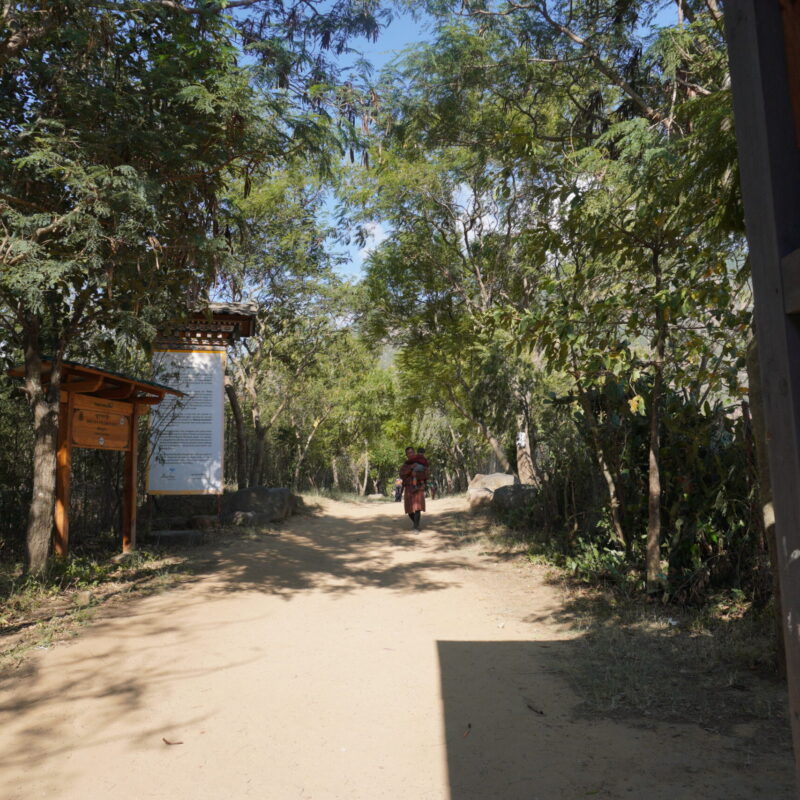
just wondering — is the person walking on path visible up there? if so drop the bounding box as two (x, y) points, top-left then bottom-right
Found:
(399, 446), (428, 530)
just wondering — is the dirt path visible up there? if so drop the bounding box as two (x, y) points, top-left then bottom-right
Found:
(0, 497), (794, 799)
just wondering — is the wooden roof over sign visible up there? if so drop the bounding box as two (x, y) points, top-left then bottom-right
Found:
(8, 359), (184, 405)
(155, 301), (258, 349)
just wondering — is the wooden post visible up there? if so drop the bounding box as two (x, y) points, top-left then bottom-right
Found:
(122, 408), (139, 553)
(54, 393), (74, 557)
(725, 1), (800, 789)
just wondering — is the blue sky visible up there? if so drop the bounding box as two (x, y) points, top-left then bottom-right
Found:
(327, 9), (432, 280)
(328, 2), (682, 280)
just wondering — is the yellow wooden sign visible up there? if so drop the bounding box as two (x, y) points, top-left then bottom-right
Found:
(72, 394), (133, 415)
(71, 395), (132, 451)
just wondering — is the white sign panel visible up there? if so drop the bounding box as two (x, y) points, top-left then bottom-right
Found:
(148, 350), (225, 495)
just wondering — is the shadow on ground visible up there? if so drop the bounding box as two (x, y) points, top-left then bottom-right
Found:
(149, 499), (482, 601)
(437, 640), (795, 800)
(0, 499), (794, 800)
(0, 499), (477, 787)
(519, 579), (791, 744)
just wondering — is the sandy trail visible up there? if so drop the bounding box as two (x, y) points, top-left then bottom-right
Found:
(0, 496), (794, 800)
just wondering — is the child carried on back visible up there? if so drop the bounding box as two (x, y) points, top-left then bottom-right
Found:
(406, 448), (429, 490)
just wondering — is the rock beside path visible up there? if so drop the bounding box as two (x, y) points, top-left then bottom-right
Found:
(466, 472), (516, 510)
(225, 487), (296, 522)
(491, 484), (538, 514)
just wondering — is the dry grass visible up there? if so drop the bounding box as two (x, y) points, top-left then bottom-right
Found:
(551, 583), (786, 730)
(0, 549), (207, 668)
(470, 513), (791, 752)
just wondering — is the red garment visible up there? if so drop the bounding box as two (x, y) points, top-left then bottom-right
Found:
(403, 484), (426, 513)
(400, 456), (429, 487)
(400, 455), (428, 514)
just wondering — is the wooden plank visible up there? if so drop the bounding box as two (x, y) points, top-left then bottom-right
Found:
(726, 1), (800, 789)
(95, 385), (137, 400)
(54, 394), (74, 557)
(122, 409), (139, 552)
(783, 248), (800, 313)
(72, 408), (130, 451)
(72, 394), (133, 415)
(780, 0), (800, 145)
(61, 376), (105, 394)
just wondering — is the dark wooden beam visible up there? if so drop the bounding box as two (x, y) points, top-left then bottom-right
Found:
(61, 377), (106, 394)
(726, 0), (800, 789)
(96, 384), (137, 400)
(783, 248), (800, 313)
(780, 0), (800, 145)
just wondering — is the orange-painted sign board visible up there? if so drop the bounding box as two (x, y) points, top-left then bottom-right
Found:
(71, 395), (133, 451)
(72, 394), (133, 415)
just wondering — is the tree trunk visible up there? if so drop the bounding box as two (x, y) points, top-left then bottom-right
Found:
(515, 413), (536, 485)
(746, 335), (785, 676)
(224, 376), (248, 490)
(446, 388), (511, 472)
(446, 420), (470, 487)
(292, 414), (328, 490)
(646, 362), (664, 592)
(331, 456), (340, 491)
(577, 390), (628, 552)
(23, 328), (61, 574)
(646, 255), (667, 594)
(511, 384), (541, 486)
(360, 442), (370, 496)
(444, 467), (453, 494)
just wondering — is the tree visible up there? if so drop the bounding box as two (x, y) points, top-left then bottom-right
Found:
(0, 4), (261, 571)
(341, 1), (751, 591)
(1, 0), (381, 571)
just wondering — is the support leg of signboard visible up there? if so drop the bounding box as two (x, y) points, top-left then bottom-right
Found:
(122, 409), (139, 553)
(54, 394), (74, 558)
(145, 494), (154, 538)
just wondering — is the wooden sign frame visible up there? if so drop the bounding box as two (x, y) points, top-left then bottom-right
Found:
(9, 359), (182, 556)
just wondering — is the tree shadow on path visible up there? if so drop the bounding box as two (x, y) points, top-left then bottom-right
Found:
(182, 498), (479, 600)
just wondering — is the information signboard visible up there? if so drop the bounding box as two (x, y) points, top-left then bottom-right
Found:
(148, 350), (225, 495)
(70, 395), (133, 450)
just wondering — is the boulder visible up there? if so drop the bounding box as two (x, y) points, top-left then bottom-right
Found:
(468, 473), (516, 493)
(223, 510), (278, 528)
(468, 487), (495, 511)
(366, 493), (386, 500)
(491, 484), (538, 514)
(227, 510), (257, 526)
(226, 487), (295, 522)
(466, 473), (516, 513)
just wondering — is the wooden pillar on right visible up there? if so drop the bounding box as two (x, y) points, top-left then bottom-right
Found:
(726, 1), (800, 790)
